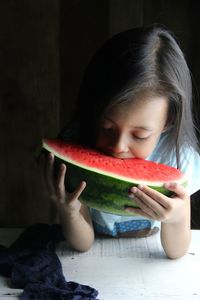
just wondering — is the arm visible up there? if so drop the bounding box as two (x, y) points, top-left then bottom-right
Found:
(41, 152), (94, 252)
(126, 183), (191, 259)
(59, 202), (95, 252)
(160, 183), (191, 259)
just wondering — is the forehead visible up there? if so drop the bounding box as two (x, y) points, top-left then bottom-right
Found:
(103, 94), (169, 128)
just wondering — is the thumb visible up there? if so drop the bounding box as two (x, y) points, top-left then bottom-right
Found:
(164, 182), (187, 198)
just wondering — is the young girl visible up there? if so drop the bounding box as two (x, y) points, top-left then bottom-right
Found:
(43, 24), (200, 259)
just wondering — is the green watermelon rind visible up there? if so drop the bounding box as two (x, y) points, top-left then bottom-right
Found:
(66, 162), (177, 216)
(42, 140), (187, 216)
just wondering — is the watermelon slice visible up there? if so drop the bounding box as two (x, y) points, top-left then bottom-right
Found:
(42, 139), (187, 216)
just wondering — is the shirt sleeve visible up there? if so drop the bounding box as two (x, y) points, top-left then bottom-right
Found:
(147, 133), (200, 196)
(179, 148), (200, 195)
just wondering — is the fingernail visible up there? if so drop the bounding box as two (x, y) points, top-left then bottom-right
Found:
(49, 153), (53, 160)
(138, 184), (144, 190)
(128, 193), (135, 199)
(165, 182), (176, 189)
(130, 187), (137, 193)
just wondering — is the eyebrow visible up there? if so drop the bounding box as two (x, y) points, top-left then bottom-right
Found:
(131, 126), (154, 131)
(102, 117), (154, 131)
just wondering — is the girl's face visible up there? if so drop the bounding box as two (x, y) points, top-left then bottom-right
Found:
(95, 94), (169, 159)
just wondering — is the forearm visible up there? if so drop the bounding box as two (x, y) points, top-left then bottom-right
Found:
(59, 205), (95, 252)
(161, 210), (191, 259)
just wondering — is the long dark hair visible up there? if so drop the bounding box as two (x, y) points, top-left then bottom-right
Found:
(75, 24), (199, 168)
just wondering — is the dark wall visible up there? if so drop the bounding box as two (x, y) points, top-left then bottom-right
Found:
(0, 0), (60, 226)
(60, 0), (110, 127)
(0, 0), (199, 227)
(188, 1), (200, 142)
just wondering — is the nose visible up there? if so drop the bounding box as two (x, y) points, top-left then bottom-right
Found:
(108, 134), (129, 155)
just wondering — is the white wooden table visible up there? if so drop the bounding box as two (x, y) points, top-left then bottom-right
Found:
(0, 229), (200, 300)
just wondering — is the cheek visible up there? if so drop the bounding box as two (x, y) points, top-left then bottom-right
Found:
(131, 139), (159, 159)
(95, 132), (107, 148)
(131, 148), (152, 159)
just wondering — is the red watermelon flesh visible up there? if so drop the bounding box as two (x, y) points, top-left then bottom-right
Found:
(42, 139), (185, 185)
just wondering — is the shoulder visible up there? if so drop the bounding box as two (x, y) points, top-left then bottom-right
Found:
(180, 147), (200, 195)
(148, 133), (200, 195)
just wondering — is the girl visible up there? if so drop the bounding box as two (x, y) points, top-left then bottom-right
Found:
(43, 24), (200, 259)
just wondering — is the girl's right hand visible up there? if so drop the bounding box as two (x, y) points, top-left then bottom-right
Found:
(40, 152), (86, 216)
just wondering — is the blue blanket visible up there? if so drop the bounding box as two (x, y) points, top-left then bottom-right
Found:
(0, 223), (99, 299)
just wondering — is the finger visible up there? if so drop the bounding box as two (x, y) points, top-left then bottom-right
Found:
(125, 206), (156, 219)
(164, 182), (187, 198)
(129, 186), (169, 219)
(70, 181), (87, 201)
(131, 185), (170, 209)
(56, 163), (67, 200)
(129, 194), (162, 219)
(46, 152), (54, 176)
(45, 153), (56, 195)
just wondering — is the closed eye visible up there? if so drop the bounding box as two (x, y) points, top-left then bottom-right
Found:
(133, 135), (150, 140)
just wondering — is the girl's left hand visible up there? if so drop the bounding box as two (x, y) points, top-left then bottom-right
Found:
(126, 182), (189, 223)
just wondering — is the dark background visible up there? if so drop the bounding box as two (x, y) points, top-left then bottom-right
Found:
(1, 0), (200, 227)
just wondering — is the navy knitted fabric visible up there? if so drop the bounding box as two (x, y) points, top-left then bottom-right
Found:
(0, 223), (99, 299)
